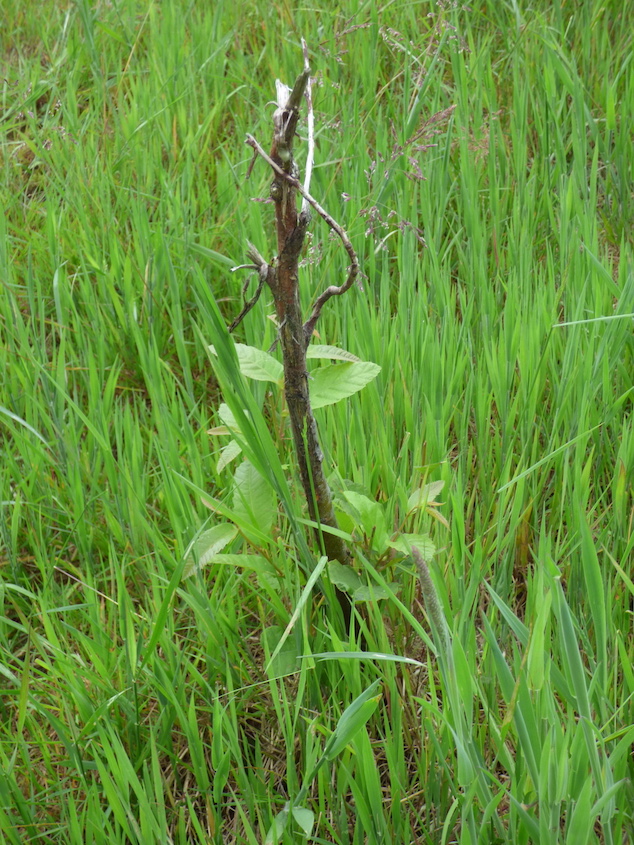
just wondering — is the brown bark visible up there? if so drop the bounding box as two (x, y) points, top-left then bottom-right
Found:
(246, 67), (354, 629)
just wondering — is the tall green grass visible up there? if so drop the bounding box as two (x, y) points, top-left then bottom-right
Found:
(1, 0), (632, 842)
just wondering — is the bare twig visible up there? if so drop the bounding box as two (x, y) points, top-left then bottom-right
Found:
(245, 132), (359, 342)
(302, 269), (357, 342)
(228, 243), (277, 332)
(228, 273), (266, 333)
(245, 135), (345, 241)
(245, 145), (258, 180)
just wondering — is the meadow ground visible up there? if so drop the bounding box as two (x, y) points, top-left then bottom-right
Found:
(1, 1), (633, 843)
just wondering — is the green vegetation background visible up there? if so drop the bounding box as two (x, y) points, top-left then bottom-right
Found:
(0, 0), (632, 842)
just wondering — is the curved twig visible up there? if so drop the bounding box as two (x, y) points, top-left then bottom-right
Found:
(245, 132), (359, 344)
(228, 273), (266, 333)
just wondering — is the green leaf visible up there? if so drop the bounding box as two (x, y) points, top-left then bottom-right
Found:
(218, 402), (240, 431)
(217, 439), (242, 472)
(291, 807), (314, 836)
(389, 533), (436, 560)
(189, 271), (310, 568)
(341, 490), (383, 529)
(0, 404), (49, 446)
(565, 775), (593, 845)
(328, 561), (363, 594)
(209, 404), (244, 471)
(234, 343), (283, 383)
(352, 583), (394, 602)
(266, 556), (328, 674)
(578, 512), (607, 693)
(325, 680), (382, 759)
(342, 491), (388, 550)
(262, 626), (299, 677)
(189, 553), (272, 572)
(407, 480), (445, 512)
(183, 523), (238, 577)
(496, 424), (602, 492)
(232, 460), (277, 541)
(208, 343), (282, 383)
(188, 242), (235, 267)
(527, 589), (552, 691)
(208, 403), (249, 437)
(306, 345), (361, 363)
(327, 562), (394, 602)
(264, 805), (289, 845)
(310, 361), (381, 408)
